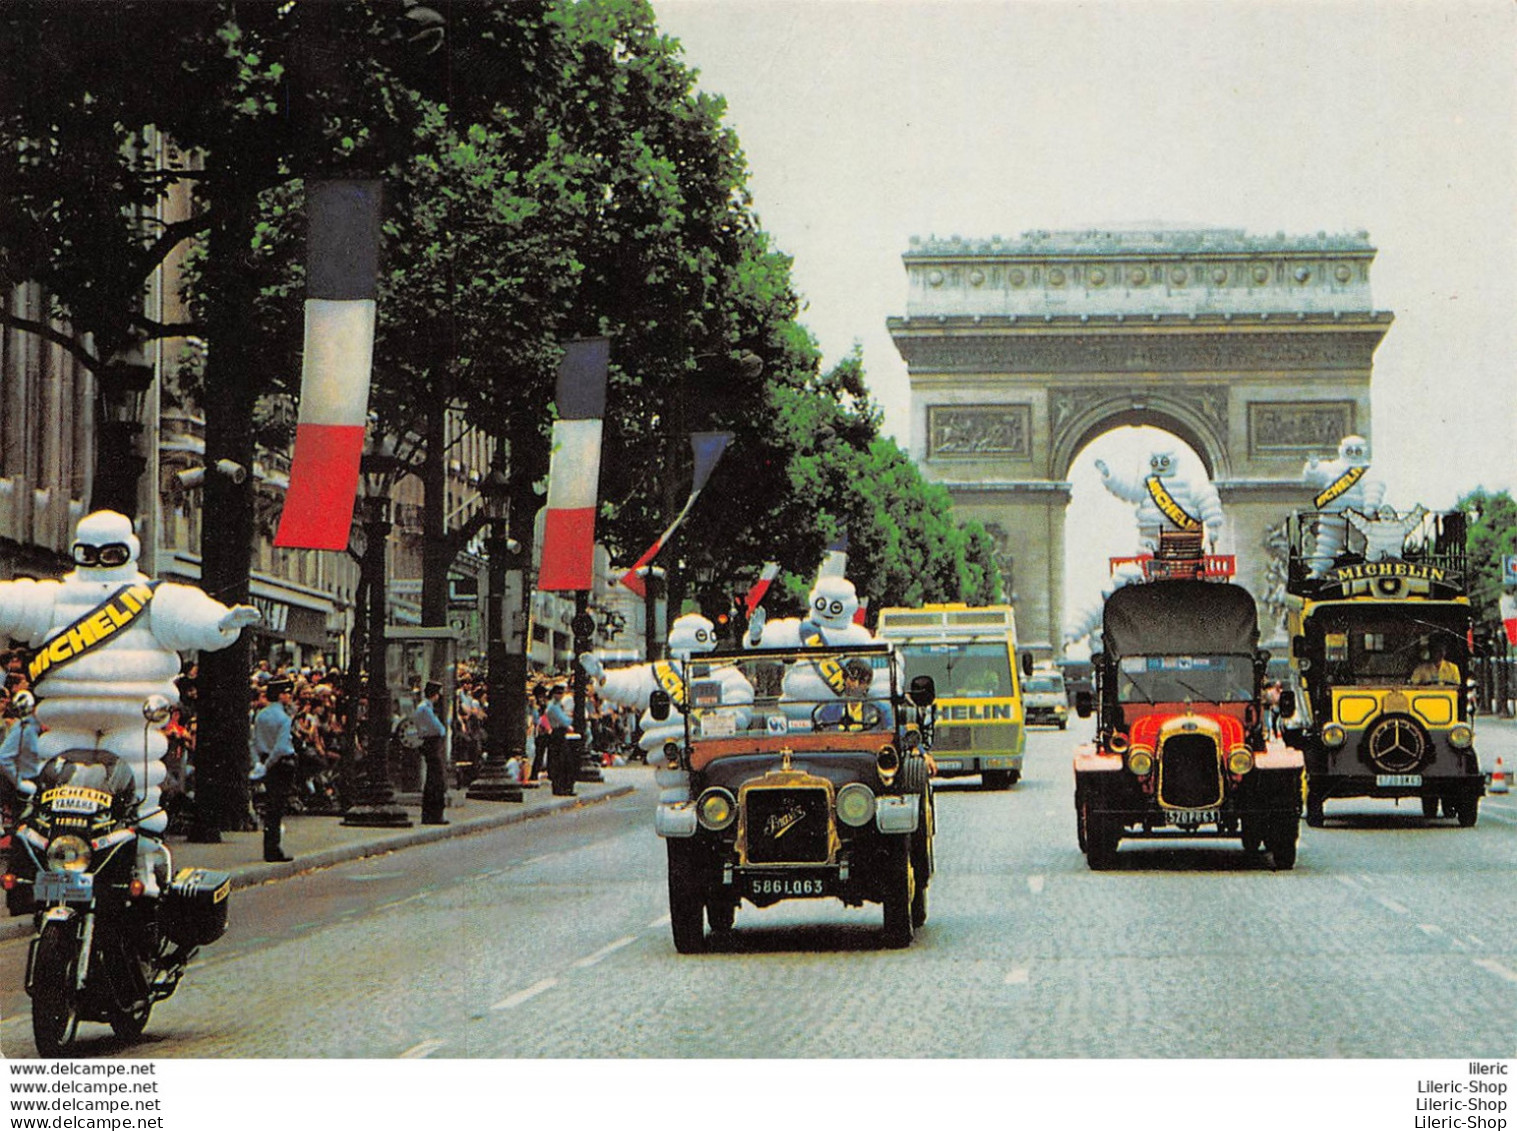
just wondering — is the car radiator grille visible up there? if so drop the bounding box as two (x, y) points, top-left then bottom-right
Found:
(1158, 734), (1223, 809)
(932, 725), (972, 751)
(743, 786), (832, 865)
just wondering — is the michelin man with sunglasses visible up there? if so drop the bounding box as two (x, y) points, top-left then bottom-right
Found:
(0, 510), (259, 896)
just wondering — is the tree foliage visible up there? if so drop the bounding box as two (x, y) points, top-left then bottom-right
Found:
(1459, 488), (1517, 625)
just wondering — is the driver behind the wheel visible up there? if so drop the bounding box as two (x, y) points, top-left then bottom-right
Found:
(813, 659), (892, 732)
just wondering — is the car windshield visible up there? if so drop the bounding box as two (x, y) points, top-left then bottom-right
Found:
(1114, 654), (1255, 704)
(1025, 676), (1064, 694)
(1308, 605), (1468, 686)
(684, 647), (899, 740)
(899, 642), (1010, 698)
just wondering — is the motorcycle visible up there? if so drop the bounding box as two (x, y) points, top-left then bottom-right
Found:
(2, 695), (231, 1056)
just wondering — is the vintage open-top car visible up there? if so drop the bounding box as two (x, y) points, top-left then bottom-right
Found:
(650, 643), (935, 952)
(1072, 575), (1305, 870)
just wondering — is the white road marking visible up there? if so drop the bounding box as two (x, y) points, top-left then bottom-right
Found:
(1335, 876), (1361, 890)
(399, 1038), (446, 1058)
(1468, 935), (1487, 949)
(573, 935), (638, 968)
(1027, 875), (1045, 894)
(377, 893), (429, 912)
(648, 913), (671, 929)
(1004, 966), (1031, 985)
(1417, 923), (1444, 937)
(1474, 959), (1517, 985)
(347, 871), (408, 882)
(1372, 895), (1409, 914)
(491, 978), (560, 1011)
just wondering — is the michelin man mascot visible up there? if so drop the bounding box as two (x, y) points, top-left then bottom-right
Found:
(747, 561), (886, 721)
(1095, 446), (1224, 553)
(581, 613), (754, 806)
(0, 511), (259, 894)
(1302, 435), (1386, 575)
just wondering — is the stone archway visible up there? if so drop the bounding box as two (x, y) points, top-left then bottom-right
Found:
(888, 228), (1392, 654)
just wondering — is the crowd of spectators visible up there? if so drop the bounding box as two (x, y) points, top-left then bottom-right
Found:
(0, 644), (643, 824)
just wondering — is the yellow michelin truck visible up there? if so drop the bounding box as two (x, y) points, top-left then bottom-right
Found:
(1283, 507), (1482, 827)
(876, 604), (1029, 789)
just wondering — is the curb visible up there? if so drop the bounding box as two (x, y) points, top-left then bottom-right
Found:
(0, 783), (635, 944)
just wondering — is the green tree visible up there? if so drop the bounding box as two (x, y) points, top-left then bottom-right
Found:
(1460, 488), (1517, 625)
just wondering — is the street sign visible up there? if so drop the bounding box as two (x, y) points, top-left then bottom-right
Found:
(1502, 555), (1517, 586)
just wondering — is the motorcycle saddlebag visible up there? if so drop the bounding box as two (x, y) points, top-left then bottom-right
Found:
(161, 867), (232, 948)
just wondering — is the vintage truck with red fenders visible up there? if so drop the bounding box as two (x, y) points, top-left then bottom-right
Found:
(1072, 556), (1304, 870)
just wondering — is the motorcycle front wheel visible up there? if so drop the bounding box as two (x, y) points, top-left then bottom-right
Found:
(31, 919), (82, 1058)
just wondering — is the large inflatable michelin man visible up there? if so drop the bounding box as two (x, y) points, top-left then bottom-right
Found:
(1302, 435), (1386, 575)
(747, 563), (887, 721)
(581, 613), (753, 805)
(0, 511), (259, 894)
(1095, 446), (1224, 553)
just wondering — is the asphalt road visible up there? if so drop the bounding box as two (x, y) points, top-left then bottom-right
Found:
(1, 726), (1514, 1061)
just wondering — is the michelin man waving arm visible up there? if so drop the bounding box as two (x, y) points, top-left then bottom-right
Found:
(1302, 435), (1386, 574)
(0, 511), (258, 895)
(579, 613), (753, 760)
(1097, 447), (1223, 552)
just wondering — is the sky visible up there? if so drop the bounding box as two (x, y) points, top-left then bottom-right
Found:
(651, 0), (1517, 632)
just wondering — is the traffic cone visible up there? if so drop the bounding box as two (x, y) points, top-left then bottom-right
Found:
(1491, 757), (1509, 794)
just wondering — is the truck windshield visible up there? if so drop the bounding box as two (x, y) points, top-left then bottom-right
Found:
(1024, 676), (1064, 695)
(900, 642), (1011, 698)
(1115, 655), (1254, 704)
(1308, 606), (1468, 686)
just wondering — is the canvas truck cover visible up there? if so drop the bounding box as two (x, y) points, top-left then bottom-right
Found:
(1102, 580), (1259, 659)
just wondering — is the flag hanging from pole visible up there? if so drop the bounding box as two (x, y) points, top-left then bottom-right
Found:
(274, 180), (382, 551)
(620, 431), (733, 596)
(743, 561), (780, 617)
(538, 337), (612, 592)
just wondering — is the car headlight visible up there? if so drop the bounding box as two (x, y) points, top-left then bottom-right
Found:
(1322, 723), (1347, 748)
(1108, 732), (1130, 755)
(695, 787), (737, 831)
(1227, 748), (1255, 775)
(46, 835), (91, 873)
(1127, 750), (1153, 776)
(836, 783), (877, 828)
(1448, 724), (1473, 749)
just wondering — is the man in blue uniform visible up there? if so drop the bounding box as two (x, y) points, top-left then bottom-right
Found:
(412, 681), (449, 824)
(252, 679), (297, 862)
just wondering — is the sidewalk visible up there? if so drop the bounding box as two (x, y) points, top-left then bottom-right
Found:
(0, 766), (641, 943)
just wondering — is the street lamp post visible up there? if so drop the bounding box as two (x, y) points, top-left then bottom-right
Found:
(343, 444), (413, 828)
(638, 565), (666, 662)
(93, 360), (154, 519)
(570, 596), (603, 784)
(467, 459), (526, 801)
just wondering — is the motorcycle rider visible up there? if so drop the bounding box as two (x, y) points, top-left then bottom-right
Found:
(252, 679), (297, 862)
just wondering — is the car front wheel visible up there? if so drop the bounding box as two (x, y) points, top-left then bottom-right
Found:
(667, 841), (708, 954)
(881, 835), (915, 948)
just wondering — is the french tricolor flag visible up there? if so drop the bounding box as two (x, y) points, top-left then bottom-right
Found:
(274, 180), (382, 551)
(619, 431), (732, 597)
(538, 338), (611, 592)
(743, 561), (780, 617)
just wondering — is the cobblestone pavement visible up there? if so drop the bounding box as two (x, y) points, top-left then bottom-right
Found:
(3, 729), (1515, 1060)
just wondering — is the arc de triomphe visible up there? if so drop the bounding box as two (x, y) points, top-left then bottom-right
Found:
(888, 228), (1393, 655)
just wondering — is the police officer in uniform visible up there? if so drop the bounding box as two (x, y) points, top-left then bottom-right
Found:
(252, 678), (297, 862)
(412, 681), (449, 825)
